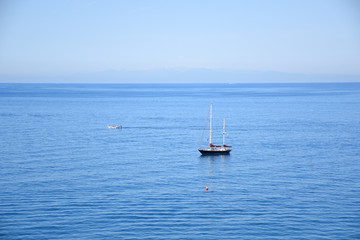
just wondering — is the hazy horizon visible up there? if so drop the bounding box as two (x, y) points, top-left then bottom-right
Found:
(1, 68), (360, 83)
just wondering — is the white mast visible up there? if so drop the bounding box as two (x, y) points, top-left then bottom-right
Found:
(223, 118), (225, 147)
(209, 103), (212, 147)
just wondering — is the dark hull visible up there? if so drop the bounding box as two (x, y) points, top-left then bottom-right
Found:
(199, 149), (231, 155)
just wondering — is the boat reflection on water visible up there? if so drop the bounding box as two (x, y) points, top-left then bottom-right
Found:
(199, 154), (231, 177)
(199, 154), (231, 162)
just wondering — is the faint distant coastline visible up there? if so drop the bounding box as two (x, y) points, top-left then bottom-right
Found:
(1, 68), (360, 83)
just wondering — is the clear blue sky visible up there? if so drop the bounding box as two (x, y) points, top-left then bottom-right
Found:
(0, 0), (359, 79)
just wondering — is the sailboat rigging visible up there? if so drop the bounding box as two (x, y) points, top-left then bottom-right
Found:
(198, 103), (232, 155)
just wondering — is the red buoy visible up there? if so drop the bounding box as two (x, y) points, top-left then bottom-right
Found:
(206, 186), (209, 191)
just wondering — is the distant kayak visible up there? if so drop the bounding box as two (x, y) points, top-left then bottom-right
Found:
(108, 125), (122, 129)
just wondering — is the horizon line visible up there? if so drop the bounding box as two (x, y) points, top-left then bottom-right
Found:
(2, 81), (360, 84)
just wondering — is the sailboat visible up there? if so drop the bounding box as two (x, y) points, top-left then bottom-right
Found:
(198, 103), (232, 155)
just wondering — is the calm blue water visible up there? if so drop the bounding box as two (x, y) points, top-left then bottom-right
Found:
(1, 83), (360, 239)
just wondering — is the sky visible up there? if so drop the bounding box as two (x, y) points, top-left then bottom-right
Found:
(0, 0), (359, 82)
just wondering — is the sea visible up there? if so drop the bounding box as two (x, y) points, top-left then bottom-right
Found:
(0, 83), (359, 239)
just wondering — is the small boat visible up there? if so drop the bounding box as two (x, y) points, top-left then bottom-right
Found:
(108, 125), (122, 129)
(198, 104), (232, 155)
